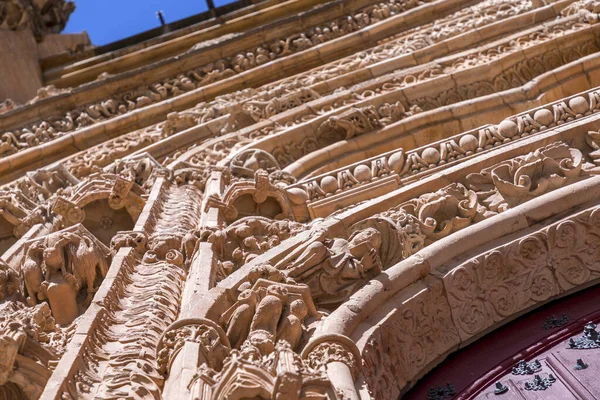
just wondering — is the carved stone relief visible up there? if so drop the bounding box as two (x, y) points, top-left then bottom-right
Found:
(7, 0), (600, 399)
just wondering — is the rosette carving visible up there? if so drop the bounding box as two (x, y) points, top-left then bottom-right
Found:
(442, 204), (600, 342)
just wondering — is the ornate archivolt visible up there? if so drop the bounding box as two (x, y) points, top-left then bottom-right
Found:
(0, 0), (552, 184)
(7, 0), (600, 399)
(0, 0), (551, 186)
(0, 0), (466, 170)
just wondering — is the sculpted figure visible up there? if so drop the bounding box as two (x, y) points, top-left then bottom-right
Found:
(284, 228), (383, 306)
(19, 228), (110, 324)
(250, 285), (288, 336)
(0, 260), (18, 302)
(69, 233), (109, 303)
(180, 228), (224, 267)
(22, 242), (46, 306)
(238, 263), (293, 292)
(43, 233), (74, 282)
(110, 231), (147, 254)
(222, 289), (258, 349)
(276, 299), (308, 350)
(216, 217), (305, 272)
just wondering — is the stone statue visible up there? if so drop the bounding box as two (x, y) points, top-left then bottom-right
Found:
(222, 289), (258, 349)
(42, 233), (76, 282)
(283, 227), (383, 306)
(249, 284), (288, 337)
(22, 241), (45, 306)
(276, 299), (308, 350)
(69, 233), (109, 303)
(14, 227), (111, 324)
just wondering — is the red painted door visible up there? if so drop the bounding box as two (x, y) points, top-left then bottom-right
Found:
(405, 285), (600, 399)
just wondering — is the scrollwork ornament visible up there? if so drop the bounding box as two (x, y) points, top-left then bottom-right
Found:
(518, 236), (546, 262)
(456, 299), (488, 336)
(165, 249), (184, 268)
(553, 221), (578, 249)
(488, 285), (517, 318)
(482, 250), (504, 282)
(555, 255), (589, 287)
(529, 267), (558, 302)
(588, 207), (600, 230)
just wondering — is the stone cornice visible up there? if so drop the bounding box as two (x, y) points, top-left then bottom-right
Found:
(39, 0), (298, 79)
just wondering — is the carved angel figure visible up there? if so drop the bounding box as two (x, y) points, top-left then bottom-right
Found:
(282, 227), (383, 307)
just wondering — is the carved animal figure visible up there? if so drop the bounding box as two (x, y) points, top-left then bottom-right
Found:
(70, 234), (109, 303)
(42, 234), (73, 281)
(180, 229), (202, 265)
(21, 242), (45, 306)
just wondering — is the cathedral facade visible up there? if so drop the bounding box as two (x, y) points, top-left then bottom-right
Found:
(2, 0), (600, 398)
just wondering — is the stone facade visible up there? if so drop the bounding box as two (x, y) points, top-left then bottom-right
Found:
(3, 0), (600, 398)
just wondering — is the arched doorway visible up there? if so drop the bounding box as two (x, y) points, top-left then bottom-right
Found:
(406, 284), (600, 399)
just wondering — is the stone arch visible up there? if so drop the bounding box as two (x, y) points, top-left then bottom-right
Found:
(52, 173), (145, 245)
(213, 170), (294, 223)
(318, 176), (600, 398)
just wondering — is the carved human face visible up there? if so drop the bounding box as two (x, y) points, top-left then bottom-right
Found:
(289, 300), (308, 318)
(349, 228), (382, 251)
(43, 246), (62, 268)
(238, 289), (257, 305)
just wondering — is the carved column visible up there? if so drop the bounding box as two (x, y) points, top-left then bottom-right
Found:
(302, 334), (361, 400)
(157, 318), (230, 399)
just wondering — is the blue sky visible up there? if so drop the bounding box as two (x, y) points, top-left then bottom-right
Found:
(64, 0), (237, 46)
